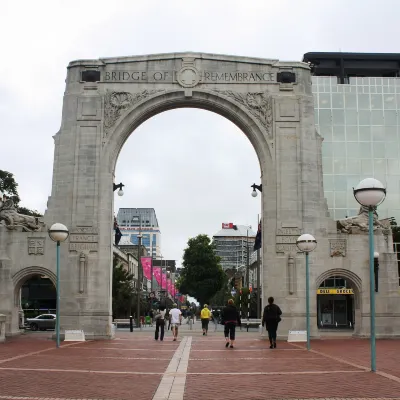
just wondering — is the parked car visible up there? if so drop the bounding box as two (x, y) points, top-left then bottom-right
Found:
(26, 314), (56, 331)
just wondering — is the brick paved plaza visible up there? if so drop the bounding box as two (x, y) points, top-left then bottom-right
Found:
(1, 324), (400, 400)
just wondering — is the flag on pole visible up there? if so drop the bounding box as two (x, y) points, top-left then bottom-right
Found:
(254, 220), (262, 251)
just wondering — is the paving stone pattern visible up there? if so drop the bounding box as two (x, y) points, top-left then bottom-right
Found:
(1, 329), (400, 400)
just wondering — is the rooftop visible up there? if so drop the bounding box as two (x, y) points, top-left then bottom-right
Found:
(213, 224), (256, 238)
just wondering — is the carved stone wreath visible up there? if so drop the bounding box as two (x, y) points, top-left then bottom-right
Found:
(104, 90), (164, 135)
(329, 239), (347, 257)
(212, 90), (273, 136)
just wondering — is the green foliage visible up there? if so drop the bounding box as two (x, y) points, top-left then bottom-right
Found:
(112, 256), (134, 318)
(177, 234), (225, 306)
(0, 169), (42, 217)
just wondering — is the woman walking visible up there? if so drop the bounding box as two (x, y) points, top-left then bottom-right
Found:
(221, 299), (241, 348)
(154, 306), (166, 341)
(262, 296), (282, 349)
(200, 304), (211, 336)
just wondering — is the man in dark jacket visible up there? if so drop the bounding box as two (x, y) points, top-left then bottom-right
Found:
(221, 299), (241, 348)
(262, 296), (282, 349)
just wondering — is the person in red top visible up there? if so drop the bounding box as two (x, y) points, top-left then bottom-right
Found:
(221, 299), (241, 348)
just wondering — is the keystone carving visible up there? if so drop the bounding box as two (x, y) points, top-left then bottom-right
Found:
(212, 90), (273, 136)
(0, 197), (43, 232)
(104, 90), (164, 135)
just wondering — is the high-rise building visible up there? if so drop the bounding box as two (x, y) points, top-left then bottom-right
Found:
(213, 223), (256, 275)
(117, 208), (161, 258)
(304, 52), (400, 222)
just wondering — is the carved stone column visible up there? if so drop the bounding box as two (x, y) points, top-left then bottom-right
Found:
(288, 253), (296, 295)
(79, 253), (86, 294)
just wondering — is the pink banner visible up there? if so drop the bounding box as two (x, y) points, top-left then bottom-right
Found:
(141, 257), (152, 281)
(153, 267), (162, 286)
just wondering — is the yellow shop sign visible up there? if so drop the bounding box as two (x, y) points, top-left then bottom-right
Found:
(317, 288), (354, 295)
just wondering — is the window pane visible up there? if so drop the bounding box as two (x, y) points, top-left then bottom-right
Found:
(373, 142), (385, 158)
(385, 126), (397, 141)
(361, 159), (373, 175)
(319, 125), (333, 141)
(334, 175), (347, 190)
(387, 159), (400, 174)
(371, 94), (383, 109)
(333, 142), (345, 156)
(319, 109), (332, 124)
(332, 109), (345, 125)
(324, 175), (334, 190)
(384, 110), (397, 125)
(334, 158), (346, 174)
(374, 159), (386, 174)
(319, 93), (331, 108)
(385, 142), (398, 158)
(345, 93), (357, 109)
(359, 142), (372, 158)
(345, 109), (358, 125)
(383, 94), (396, 109)
(372, 126), (384, 141)
(371, 110), (384, 125)
(323, 158), (333, 174)
(347, 158), (361, 174)
(347, 142), (359, 157)
(359, 110), (371, 125)
(358, 94), (370, 109)
(346, 126), (359, 141)
(335, 191), (347, 208)
(332, 93), (344, 108)
(333, 125), (345, 141)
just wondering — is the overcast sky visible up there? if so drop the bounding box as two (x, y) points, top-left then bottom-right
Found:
(1, 0), (398, 267)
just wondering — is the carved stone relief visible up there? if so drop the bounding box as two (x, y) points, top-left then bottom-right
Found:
(28, 238), (45, 255)
(0, 197), (43, 232)
(69, 226), (99, 252)
(104, 90), (164, 135)
(276, 227), (302, 253)
(329, 239), (347, 257)
(212, 90), (273, 137)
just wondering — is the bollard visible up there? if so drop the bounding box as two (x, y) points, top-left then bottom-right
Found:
(130, 315), (133, 332)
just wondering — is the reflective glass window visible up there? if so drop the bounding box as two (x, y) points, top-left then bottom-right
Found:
(361, 159), (373, 175)
(384, 94), (396, 109)
(385, 126), (397, 141)
(319, 93), (331, 108)
(384, 110), (397, 125)
(333, 158), (346, 174)
(358, 110), (371, 125)
(323, 158), (333, 174)
(346, 126), (359, 141)
(324, 175), (334, 190)
(374, 159), (386, 174)
(373, 142), (385, 158)
(347, 158), (361, 174)
(319, 109), (332, 125)
(347, 142), (359, 157)
(333, 125), (346, 141)
(332, 109), (345, 125)
(345, 109), (358, 125)
(386, 142), (398, 159)
(335, 191), (347, 208)
(334, 175), (347, 190)
(332, 93), (344, 108)
(371, 94), (383, 109)
(372, 126), (385, 141)
(345, 93), (357, 109)
(319, 125), (332, 141)
(371, 110), (384, 125)
(358, 94), (370, 109)
(359, 142), (372, 158)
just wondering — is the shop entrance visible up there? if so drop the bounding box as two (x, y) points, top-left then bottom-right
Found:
(317, 276), (354, 329)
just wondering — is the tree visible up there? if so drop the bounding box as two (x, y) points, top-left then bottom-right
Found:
(112, 256), (134, 318)
(177, 234), (225, 306)
(0, 170), (42, 216)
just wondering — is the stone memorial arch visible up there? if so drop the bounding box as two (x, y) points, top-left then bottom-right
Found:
(1, 52), (399, 339)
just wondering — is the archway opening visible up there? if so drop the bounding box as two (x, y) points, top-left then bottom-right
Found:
(317, 275), (357, 330)
(112, 107), (262, 318)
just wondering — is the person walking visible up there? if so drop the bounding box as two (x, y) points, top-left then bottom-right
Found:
(221, 299), (241, 348)
(169, 303), (182, 341)
(154, 306), (166, 341)
(262, 296), (282, 349)
(200, 304), (211, 336)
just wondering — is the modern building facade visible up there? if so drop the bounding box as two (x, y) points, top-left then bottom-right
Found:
(304, 52), (400, 223)
(117, 208), (161, 258)
(213, 223), (256, 286)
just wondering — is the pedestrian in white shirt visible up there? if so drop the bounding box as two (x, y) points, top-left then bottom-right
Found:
(169, 303), (182, 341)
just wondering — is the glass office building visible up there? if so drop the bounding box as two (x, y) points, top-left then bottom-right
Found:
(304, 53), (400, 223)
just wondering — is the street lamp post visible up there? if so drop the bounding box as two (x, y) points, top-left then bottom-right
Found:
(296, 233), (317, 351)
(353, 178), (386, 372)
(48, 223), (69, 348)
